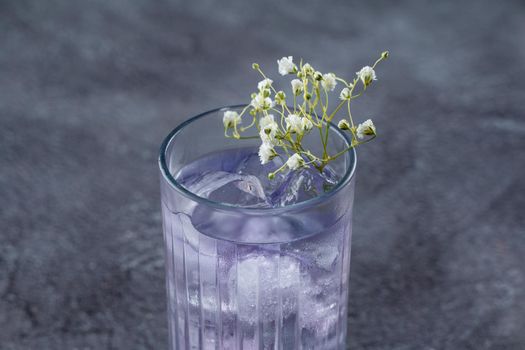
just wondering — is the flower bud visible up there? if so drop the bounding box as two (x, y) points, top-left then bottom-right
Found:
(252, 63), (259, 70)
(275, 90), (286, 105)
(338, 119), (351, 130)
(314, 71), (323, 81)
(381, 51), (390, 60)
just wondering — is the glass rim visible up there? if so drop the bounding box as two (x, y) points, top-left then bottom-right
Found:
(159, 104), (357, 214)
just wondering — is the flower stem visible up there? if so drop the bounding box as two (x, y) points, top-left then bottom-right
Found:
(328, 135), (377, 161)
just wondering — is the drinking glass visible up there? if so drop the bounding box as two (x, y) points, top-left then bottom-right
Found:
(159, 105), (356, 349)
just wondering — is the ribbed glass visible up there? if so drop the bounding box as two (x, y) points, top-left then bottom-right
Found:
(159, 106), (356, 349)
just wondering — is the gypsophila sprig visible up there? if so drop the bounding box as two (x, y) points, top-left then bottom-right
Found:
(222, 51), (389, 178)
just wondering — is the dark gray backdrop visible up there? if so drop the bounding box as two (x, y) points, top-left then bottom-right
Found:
(1, 0), (524, 349)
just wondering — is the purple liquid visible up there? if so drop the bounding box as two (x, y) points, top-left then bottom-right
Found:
(162, 148), (352, 349)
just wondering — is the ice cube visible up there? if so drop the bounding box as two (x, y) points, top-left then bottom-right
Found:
(182, 170), (269, 207)
(208, 174), (267, 207)
(235, 152), (284, 178)
(235, 152), (287, 195)
(183, 152), (340, 208)
(299, 297), (339, 334)
(226, 250), (341, 333)
(291, 222), (343, 271)
(269, 166), (339, 207)
(182, 171), (239, 197)
(229, 253), (302, 324)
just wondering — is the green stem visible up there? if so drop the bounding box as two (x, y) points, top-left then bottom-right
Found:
(321, 99), (346, 159)
(328, 100), (346, 121)
(317, 124), (326, 157)
(328, 135), (377, 160)
(236, 135), (260, 140)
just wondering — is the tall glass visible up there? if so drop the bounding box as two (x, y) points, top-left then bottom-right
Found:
(159, 106), (356, 349)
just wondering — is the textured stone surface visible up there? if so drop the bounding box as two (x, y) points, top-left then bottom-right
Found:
(1, 0), (524, 348)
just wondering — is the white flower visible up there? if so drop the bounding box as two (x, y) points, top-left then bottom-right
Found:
(321, 73), (337, 91)
(259, 114), (276, 130)
(302, 63), (314, 76)
(301, 117), (313, 131)
(356, 66), (377, 87)
(286, 153), (305, 170)
(259, 128), (277, 145)
(291, 79), (304, 95)
(222, 110), (241, 128)
(257, 78), (273, 91)
(251, 93), (274, 110)
(337, 119), (350, 130)
(258, 142), (277, 165)
(356, 119), (376, 139)
(277, 56), (297, 76)
(285, 114), (303, 133)
(259, 114), (279, 144)
(339, 87), (352, 100)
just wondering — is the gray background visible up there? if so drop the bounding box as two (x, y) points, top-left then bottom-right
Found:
(1, 0), (524, 349)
